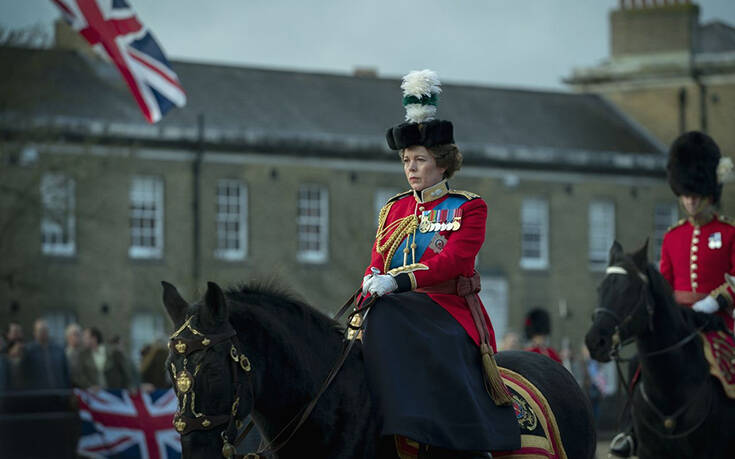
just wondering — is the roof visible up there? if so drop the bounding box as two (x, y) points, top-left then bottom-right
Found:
(697, 21), (735, 54)
(0, 46), (665, 174)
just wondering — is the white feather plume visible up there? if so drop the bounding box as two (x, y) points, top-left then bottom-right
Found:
(401, 69), (442, 123)
(401, 69), (442, 98)
(405, 104), (437, 123)
(717, 157), (734, 184)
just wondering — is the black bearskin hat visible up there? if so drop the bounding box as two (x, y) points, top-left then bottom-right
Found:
(667, 131), (722, 204)
(524, 308), (551, 340)
(385, 69), (454, 150)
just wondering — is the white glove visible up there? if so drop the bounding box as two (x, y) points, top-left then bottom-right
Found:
(693, 295), (719, 314)
(362, 274), (373, 295)
(362, 267), (381, 295)
(365, 274), (398, 297)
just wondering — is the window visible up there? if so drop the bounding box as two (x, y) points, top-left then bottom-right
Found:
(478, 276), (508, 347)
(520, 198), (549, 269)
(130, 312), (166, 366)
(215, 180), (248, 260)
(588, 200), (615, 271)
(297, 184), (328, 263)
(374, 188), (400, 227)
(129, 176), (164, 259)
(43, 310), (77, 346)
(654, 203), (679, 262)
(41, 173), (76, 256)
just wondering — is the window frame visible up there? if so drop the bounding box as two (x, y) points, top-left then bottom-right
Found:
(653, 202), (679, 263)
(40, 173), (76, 257)
(128, 175), (164, 259)
(215, 179), (248, 261)
(588, 199), (616, 271)
(296, 184), (329, 264)
(520, 197), (549, 270)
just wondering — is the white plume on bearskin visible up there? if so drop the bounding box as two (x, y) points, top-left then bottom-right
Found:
(717, 157), (734, 184)
(401, 69), (442, 123)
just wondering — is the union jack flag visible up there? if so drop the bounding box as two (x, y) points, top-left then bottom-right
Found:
(75, 388), (181, 459)
(51, 0), (187, 123)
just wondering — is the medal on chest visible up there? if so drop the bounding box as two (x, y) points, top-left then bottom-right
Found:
(419, 208), (463, 233)
(708, 232), (722, 249)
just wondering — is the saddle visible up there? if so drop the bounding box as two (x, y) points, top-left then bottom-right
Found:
(701, 330), (735, 399)
(395, 368), (568, 459)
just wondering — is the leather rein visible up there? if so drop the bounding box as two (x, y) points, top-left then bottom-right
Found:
(170, 287), (375, 459)
(594, 265), (712, 439)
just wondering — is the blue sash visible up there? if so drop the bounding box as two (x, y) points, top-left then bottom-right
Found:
(389, 196), (468, 270)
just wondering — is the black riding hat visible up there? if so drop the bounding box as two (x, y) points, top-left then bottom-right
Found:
(385, 69), (454, 151)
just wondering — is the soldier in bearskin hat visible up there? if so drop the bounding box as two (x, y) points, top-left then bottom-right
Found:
(660, 131), (735, 328)
(610, 131), (734, 458)
(523, 308), (562, 364)
(359, 70), (519, 458)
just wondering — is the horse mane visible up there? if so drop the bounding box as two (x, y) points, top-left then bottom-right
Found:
(223, 279), (346, 338)
(644, 263), (727, 333)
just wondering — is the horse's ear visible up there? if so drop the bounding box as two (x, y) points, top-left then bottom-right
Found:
(201, 281), (228, 329)
(631, 238), (649, 270)
(161, 281), (188, 328)
(609, 240), (624, 264)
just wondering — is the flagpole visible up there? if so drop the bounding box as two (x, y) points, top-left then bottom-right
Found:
(193, 113), (204, 286)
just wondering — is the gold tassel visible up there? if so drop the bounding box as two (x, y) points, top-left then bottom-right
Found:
(481, 343), (513, 406)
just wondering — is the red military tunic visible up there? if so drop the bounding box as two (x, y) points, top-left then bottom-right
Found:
(660, 214), (735, 331)
(364, 180), (496, 349)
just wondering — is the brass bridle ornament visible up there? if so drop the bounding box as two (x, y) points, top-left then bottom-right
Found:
(169, 315), (253, 458)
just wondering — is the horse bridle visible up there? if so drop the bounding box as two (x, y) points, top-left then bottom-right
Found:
(594, 264), (714, 438)
(169, 315), (254, 458)
(168, 289), (374, 459)
(593, 265), (654, 356)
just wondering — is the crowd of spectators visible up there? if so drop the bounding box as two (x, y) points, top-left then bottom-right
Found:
(0, 320), (171, 393)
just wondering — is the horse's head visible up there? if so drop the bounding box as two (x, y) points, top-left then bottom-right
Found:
(585, 240), (653, 362)
(162, 281), (253, 459)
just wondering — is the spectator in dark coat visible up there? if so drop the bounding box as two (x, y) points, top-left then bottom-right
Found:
(22, 319), (71, 389)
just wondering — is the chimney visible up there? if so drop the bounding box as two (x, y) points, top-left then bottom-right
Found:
(53, 19), (96, 58)
(611, 0), (699, 59)
(353, 67), (378, 78)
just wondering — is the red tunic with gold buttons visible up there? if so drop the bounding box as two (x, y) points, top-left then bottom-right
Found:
(363, 180), (496, 349)
(660, 214), (735, 331)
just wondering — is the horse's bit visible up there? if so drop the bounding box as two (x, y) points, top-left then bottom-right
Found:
(169, 315), (254, 458)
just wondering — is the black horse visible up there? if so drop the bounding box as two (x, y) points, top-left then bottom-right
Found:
(162, 280), (595, 459)
(585, 241), (735, 458)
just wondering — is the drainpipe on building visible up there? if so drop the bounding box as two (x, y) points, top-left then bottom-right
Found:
(696, 77), (708, 133)
(193, 113), (204, 285)
(678, 87), (687, 134)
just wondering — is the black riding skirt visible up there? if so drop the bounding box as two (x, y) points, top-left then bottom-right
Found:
(363, 291), (520, 452)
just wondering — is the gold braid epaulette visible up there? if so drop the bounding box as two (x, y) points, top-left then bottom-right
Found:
(666, 218), (686, 232)
(717, 215), (735, 226)
(375, 195), (418, 273)
(449, 189), (480, 200)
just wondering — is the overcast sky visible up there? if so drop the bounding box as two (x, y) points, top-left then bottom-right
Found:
(2, 0), (735, 91)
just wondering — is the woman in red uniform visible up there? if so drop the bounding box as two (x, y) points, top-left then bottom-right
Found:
(360, 70), (519, 458)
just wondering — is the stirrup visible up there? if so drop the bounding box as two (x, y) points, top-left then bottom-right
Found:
(609, 432), (635, 458)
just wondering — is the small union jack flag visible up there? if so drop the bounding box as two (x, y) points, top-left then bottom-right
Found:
(51, 0), (187, 123)
(75, 388), (181, 459)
